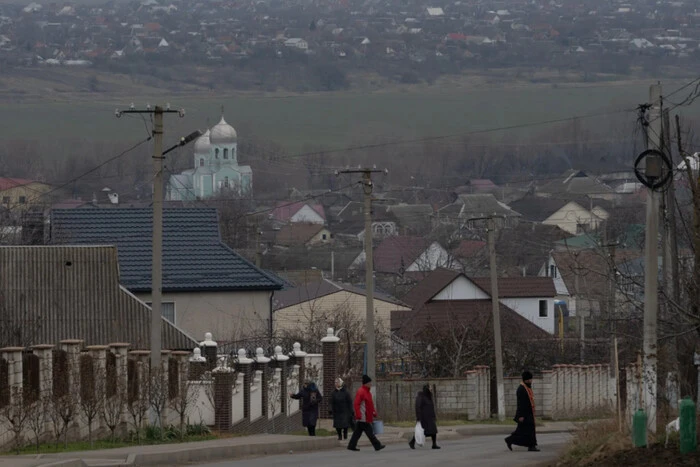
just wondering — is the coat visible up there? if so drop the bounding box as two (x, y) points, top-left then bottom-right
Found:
(415, 392), (438, 436)
(507, 384), (537, 447)
(291, 386), (323, 427)
(330, 387), (353, 429)
(354, 385), (376, 423)
(513, 384), (534, 424)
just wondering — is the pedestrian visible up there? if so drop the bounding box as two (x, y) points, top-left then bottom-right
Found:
(505, 371), (540, 452)
(330, 377), (353, 440)
(409, 384), (440, 449)
(290, 379), (323, 436)
(347, 375), (386, 452)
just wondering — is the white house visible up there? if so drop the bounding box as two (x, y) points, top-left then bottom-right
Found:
(284, 38), (308, 50)
(349, 236), (456, 275)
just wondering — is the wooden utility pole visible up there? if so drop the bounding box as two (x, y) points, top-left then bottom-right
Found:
(643, 83), (663, 434)
(116, 105), (192, 370)
(338, 168), (385, 383)
(487, 216), (505, 421)
(663, 110), (679, 305)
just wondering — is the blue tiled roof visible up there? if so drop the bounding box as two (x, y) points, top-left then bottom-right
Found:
(50, 208), (283, 292)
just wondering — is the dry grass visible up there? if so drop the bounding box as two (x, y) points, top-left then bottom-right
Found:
(554, 419), (631, 466)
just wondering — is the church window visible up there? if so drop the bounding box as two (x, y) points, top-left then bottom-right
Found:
(215, 148), (219, 158)
(223, 148), (228, 159)
(199, 158), (204, 167)
(224, 176), (230, 188)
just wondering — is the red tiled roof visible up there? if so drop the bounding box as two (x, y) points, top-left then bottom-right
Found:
(0, 178), (36, 191)
(275, 223), (325, 246)
(453, 240), (486, 259)
(471, 277), (556, 298)
(272, 201), (326, 222)
(374, 235), (430, 274)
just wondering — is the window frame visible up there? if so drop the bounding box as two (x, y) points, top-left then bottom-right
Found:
(539, 299), (548, 318)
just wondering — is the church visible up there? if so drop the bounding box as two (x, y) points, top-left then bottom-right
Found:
(167, 112), (252, 200)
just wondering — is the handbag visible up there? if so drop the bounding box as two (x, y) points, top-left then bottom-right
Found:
(414, 421), (426, 446)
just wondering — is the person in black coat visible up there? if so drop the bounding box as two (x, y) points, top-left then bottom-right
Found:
(330, 377), (353, 440)
(290, 380), (323, 436)
(505, 371), (539, 452)
(409, 384), (440, 449)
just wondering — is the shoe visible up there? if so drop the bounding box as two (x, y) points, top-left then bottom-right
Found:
(376, 444), (386, 451)
(348, 447), (360, 452)
(528, 447), (540, 452)
(409, 439), (415, 449)
(505, 439), (512, 451)
(432, 445), (441, 449)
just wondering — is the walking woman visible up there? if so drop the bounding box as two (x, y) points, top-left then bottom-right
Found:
(290, 379), (323, 436)
(409, 384), (440, 449)
(505, 371), (539, 452)
(330, 377), (353, 440)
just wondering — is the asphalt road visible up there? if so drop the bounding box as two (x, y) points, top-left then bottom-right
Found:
(193, 433), (572, 467)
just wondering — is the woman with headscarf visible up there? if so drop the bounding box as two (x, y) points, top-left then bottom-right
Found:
(290, 379), (323, 436)
(330, 377), (353, 440)
(505, 370), (539, 452)
(409, 384), (440, 449)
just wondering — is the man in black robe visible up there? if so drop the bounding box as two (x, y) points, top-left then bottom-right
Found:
(505, 370), (539, 452)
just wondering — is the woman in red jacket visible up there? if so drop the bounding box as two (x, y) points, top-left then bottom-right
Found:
(347, 375), (386, 452)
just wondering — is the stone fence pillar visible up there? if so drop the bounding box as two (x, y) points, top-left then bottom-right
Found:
(271, 346), (289, 415)
(200, 333), (217, 370)
(320, 328), (340, 418)
(289, 342), (307, 392)
(60, 339), (84, 388)
(254, 348), (271, 418)
(31, 344), (54, 397)
(109, 343), (130, 398)
(212, 357), (234, 432)
(189, 347), (208, 380)
(1, 347), (24, 403)
(235, 349), (253, 421)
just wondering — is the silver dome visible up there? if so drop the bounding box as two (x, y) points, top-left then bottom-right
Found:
(194, 129), (212, 155)
(209, 116), (237, 145)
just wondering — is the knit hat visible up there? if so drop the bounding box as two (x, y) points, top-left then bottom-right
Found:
(522, 370), (533, 381)
(362, 374), (372, 385)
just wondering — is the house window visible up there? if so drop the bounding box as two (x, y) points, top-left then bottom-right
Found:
(215, 148), (219, 158)
(199, 158), (204, 167)
(2, 196), (9, 204)
(146, 301), (176, 323)
(223, 148), (228, 159)
(322, 233), (327, 240)
(18, 196), (26, 204)
(539, 300), (548, 318)
(549, 265), (557, 278)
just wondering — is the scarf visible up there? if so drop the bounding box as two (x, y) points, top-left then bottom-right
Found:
(521, 382), (536, 422)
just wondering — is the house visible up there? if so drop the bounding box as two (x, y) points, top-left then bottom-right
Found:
(272, 201), (326, 225)
(350, 235), (455, 275)
(535, 170), (615, 200)
(334, 201), (397, 240)
(508, 195), (609, 235)
(272, 278), (410, 335)
(50, 208), (284, 340)
(0, 178), (53, 212)
(284, 38), (308, 50)
(436, 193), (521, 229)
(0, 245), (195, 348)
(392, 268), (552, 341)
(385, 204), (434, 235)
(275, 223), (332, 247)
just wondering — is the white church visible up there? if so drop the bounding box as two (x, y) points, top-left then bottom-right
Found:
(167, 112), (252, 200)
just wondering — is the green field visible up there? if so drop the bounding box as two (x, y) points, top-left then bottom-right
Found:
(2, 80), (697, 153)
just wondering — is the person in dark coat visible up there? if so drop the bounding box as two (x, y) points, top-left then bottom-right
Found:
(290, 379), (323, 436)
(409, 384), (440, 449)
(505, 371), (539, 452)
(330, 377), (353, 440)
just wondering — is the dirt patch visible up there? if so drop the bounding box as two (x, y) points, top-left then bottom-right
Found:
(579, 444), (700, 466)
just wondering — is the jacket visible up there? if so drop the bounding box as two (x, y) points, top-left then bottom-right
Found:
(291, 386), (323, 427)
(354, 385), (376, 423)
(415, 392), (438, 436)
(331, 387), (354, 429)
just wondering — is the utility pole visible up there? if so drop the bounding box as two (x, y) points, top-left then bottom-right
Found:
(575, 259), (584, 363)
(337, 167), (385, 383)
(487, 216), (505, 421)
(643, 83), (662, 433)
(116, 104), (194, 370)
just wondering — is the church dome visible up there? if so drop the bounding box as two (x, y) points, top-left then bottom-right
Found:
(194, 129), (211, 155)
(209, 116), (237, 145)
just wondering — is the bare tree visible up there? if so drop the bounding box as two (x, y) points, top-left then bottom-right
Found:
(26, 395), (48, 452)
(267, 367), (283, 433)
(0, 387), (32, 453)
(168, 377), (198, 440)
(126, 367), (150, 444)
(146, 369), (169, 436)
(79, 355), (104, 448)
(102, 379), (127, 442)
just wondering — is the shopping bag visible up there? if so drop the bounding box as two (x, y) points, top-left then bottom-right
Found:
(414, 421), (426, 446)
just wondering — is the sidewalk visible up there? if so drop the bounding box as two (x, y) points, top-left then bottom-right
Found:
(0, 421), (577, 467)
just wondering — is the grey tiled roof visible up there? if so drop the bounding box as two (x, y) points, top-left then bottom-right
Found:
(50, 208), (284, 293)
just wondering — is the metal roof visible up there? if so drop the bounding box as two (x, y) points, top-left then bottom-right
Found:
(50, 208), (283, 292)
(0, 246), (196, 349)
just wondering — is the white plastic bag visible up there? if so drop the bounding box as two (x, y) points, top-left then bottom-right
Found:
(414, 421), (426, 446)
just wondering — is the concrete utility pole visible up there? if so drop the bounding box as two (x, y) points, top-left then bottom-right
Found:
(644, 83), (663, 433)
(487, 216), (505, 421)
(337, 167), (385, 383)
(116, 104), (194, 370)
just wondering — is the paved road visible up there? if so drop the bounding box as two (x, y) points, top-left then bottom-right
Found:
(193, 433), (571, 467)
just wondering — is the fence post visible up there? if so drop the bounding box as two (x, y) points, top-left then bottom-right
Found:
(290, 342), (307, 389)
(212, 358), (234, 432)
(31, 344), (54, 398)
(200, 333), (218, 370)
(254, 348), (271, 418)
(271, 346), (290, 415)
(321, 328), (340, 419)
(235, 349), (254, 422)
(0, 347), (24, 404)
(60, 339), (84, 389)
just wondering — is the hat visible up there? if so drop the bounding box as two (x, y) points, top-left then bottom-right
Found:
(362, 374), (372, 385)
(522, 370), (533, 381)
